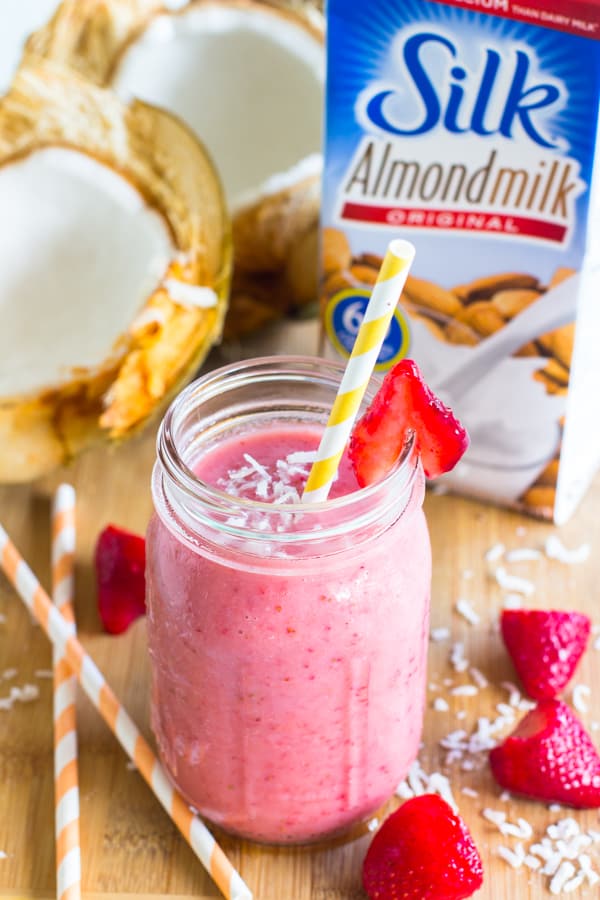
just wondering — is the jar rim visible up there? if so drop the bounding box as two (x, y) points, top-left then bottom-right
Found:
(155, 355), (419, 546)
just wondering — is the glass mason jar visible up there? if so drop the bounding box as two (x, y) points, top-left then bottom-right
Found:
(147, 356), (431, 844)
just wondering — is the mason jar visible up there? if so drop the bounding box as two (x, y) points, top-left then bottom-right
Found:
(146, 356), (431, 843)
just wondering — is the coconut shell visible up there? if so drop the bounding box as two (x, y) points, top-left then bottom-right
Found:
(24, 0), (324, 338)
(0, 62), (231, 483)
(20, 0), (162, 86)
(232, 170), (321, 274)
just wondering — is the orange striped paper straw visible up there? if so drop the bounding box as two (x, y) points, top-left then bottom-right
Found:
(52, 484), (81, 900)
(0, 523), (252, 900)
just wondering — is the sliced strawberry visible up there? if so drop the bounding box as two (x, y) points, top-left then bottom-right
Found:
(362, 794), (483, 900)
(95, 525), (146, 635)
(489, 699), (600, 808)
(349, 358), (468, 484)
(501, 609), (591, 699)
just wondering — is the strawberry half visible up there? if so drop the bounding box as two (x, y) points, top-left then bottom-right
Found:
(501, 609), (591, 699)
(349, 358), (468, 485)
(95, 525), (146, 635)
(362, 794), (483, 900)
(489, 699), (600, 808)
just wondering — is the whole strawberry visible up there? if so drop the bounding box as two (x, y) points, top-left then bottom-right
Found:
(349, 358), (469, 485)
(95, 524), (146, 635)
(362, 794), (483, 899)
(490, 699), (600, 808)
(501, 609), (591, 699)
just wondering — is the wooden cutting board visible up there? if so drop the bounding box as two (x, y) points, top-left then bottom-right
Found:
(1, 332), (599, 900)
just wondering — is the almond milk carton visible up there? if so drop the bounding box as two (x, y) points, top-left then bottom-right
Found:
(320, 0), (600, 522)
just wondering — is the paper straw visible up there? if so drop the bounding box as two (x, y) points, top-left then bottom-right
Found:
(0, 524), (252, 900)
(51, 484), (81, 900)
(303, 238), (416, 501)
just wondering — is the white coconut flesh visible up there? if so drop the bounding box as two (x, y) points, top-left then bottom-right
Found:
(0, 147), (174, 398)
(113, 3), (324, 210)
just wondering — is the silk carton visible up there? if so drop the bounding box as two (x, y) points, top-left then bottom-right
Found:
(320, 0), (600, 522)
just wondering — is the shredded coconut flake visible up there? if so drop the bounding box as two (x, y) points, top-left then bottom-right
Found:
(497, 844), (526, 868)
(502, 818), (534, 840)
(455, 598), (480, 626)
(550, 860), (577, 894)
(286, 450), (317, 465)
(0, 683), (40, 710)
(450, 642), (469, 672)
(163, 279), (218, 309)
(433, 697), (449, 712)
(494, 566), (535, 596)
(469, 667), (488, 689)
(502, 593), (523, 609)
(545, 535), (590, 565)
(396, 760), (457, 810)
(500, 681), (522, 708)
(505, 547), (542, 562)
(572, 684), (591, 715)
(430, 626), (451, 642)
(483, 808), (507, 828)
(461, 787), (479, 798)
(34, 669), (53, 679)
(451, 685), (479, 697)
(485, 542), (506, 562)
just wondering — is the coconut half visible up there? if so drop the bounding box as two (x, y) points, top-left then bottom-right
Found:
(25, 0), (325, 336)
(0, 63), (230, 482)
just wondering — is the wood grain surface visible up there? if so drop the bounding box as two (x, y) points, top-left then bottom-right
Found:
(0, 326), (599, 899)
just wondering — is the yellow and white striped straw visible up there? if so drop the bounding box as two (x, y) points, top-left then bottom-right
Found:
(51, 484), (81, 900)
(0, 524), (252, 900)
(303, 238), (416, 502)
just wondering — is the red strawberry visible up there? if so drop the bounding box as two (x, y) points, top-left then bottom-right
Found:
(362, 794), (483, 899)
(349, 358), (468, 484)
(489, 699), (600, 808)
(95, 525), (146, 635)
(501, 609), (591, 699)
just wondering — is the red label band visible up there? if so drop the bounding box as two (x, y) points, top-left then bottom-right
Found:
(427, 0), (600, 39)
(341, 202), (568, 243)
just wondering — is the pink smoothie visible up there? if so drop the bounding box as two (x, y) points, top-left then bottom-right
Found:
(146, 423), (431, 843)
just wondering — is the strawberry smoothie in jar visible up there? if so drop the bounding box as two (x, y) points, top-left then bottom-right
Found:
(146, 356), (431, 843)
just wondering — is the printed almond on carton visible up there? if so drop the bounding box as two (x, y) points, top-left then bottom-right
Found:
(320, 0), (600, 524)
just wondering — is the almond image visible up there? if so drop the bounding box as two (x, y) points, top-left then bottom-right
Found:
(540, 358), (570, 386)
(403, 276), (463, 318)
(538, 323), (575, 369)
(413, 313), (447, 341)
(454, 273), (540, 302)
(444, 320), (480, 346)
(491, 288), (541, 318)
(457, 301), (505, 337)
(548, 266), (576, 288)
(354, 252), (384, 270)
(349, 263), (379, 286)
(535, 458), (560, 487)
(514, 341), (541, 358)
